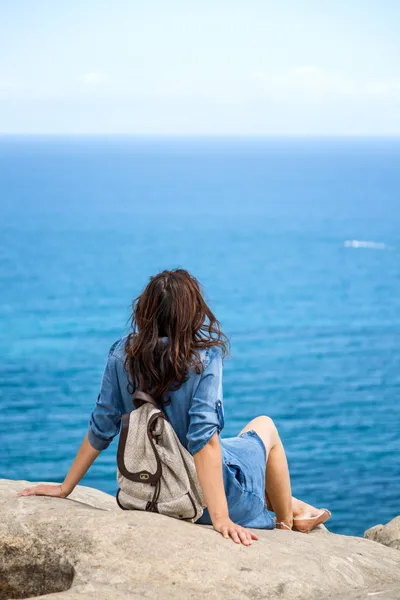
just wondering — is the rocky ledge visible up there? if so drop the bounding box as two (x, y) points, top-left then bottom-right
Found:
(365, 516), (400, 552)
(1, 479), (400, 600)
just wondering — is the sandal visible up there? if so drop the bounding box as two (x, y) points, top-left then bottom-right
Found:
(275, 521), (292, 531)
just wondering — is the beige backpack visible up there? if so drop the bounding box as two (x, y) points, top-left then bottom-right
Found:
(116, 391), (205, 522)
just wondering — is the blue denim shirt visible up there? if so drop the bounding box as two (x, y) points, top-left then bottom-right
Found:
(89, 337), (274, 529)
(88, 338), (224, 456)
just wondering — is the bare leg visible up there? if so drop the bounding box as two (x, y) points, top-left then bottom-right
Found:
(239, 416), (293, 529)
(239, 417), (330, 531)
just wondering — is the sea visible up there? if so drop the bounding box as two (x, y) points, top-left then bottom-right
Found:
(1, 136), (399, 537)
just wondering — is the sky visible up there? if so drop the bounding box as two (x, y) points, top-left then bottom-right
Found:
(0, 0), (399, 135)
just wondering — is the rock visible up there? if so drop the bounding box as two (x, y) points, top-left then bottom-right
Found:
(365, 516), (400, 551)
(1, 479), (400, 600)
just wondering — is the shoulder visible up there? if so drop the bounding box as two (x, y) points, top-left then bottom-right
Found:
(107, 335), (129, 363)
(107, 338), (223, 371)
(198, 345), (224, 372)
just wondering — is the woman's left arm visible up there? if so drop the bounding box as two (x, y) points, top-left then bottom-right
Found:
(18, 434), (100, 497)
(187, 348), (258, 545)
(194, 433), (258, 545)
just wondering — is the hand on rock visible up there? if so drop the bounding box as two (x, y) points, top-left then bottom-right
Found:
(17, 484), (69, 498)
(213, 517), (259, 545)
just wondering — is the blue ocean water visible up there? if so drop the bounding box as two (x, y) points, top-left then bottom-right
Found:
(1, 136), (399, 537)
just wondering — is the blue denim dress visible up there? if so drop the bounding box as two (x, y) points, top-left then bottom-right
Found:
(88, 338), (274, 529)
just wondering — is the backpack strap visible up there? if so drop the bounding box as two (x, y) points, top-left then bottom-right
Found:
(133, 390), (169, 420)
(133, 390), (160, 410)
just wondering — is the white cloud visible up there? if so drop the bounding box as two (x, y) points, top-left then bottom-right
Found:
(0, 79), (16, 91)
(0, 79), (18, 98)
(366, 80), (400, 99)
(82, 72), (109, 86)
(295, 66), (319, 75)
(248, 67), (400, 105)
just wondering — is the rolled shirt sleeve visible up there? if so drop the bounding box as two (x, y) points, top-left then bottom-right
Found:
(88, 351), (124, 451)
(187, 347), (225, 455)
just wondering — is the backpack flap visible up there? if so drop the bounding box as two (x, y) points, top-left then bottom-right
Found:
(117, 406), (163, 485)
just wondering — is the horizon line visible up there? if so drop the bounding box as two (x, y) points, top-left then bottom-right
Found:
(1, 133), (400, 139)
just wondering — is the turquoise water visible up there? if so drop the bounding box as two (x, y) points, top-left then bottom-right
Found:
(1, 136), (399, 536)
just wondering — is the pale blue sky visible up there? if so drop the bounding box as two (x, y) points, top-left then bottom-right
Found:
(1, 0), (399, 135)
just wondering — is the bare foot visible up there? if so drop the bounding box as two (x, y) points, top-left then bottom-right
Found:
(292, 498), (324, 520)
(291, 497), (331, 533)
(293, 509), (331, 533)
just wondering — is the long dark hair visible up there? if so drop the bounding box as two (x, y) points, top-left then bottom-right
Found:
(124, 269), (229, 400)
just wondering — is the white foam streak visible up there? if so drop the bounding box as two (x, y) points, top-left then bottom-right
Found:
(344, 240), (390, 250)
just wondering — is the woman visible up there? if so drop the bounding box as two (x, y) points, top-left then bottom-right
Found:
(19, 269), (331, 545)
